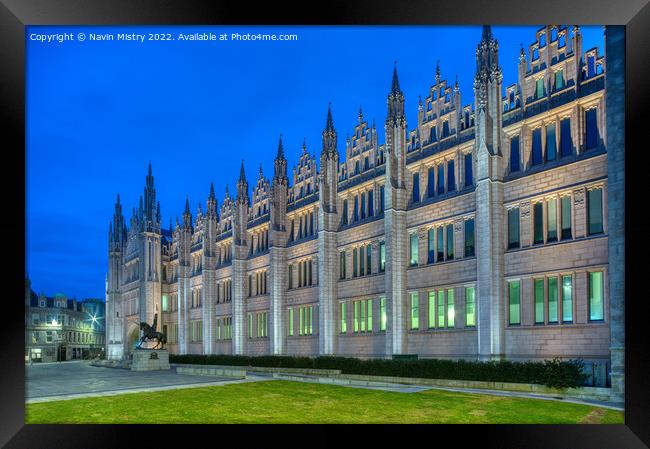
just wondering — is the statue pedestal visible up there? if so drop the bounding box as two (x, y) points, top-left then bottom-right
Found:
(131, 348), (170, 371)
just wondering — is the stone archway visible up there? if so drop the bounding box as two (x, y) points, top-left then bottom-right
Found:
(126, 323), (140, 356)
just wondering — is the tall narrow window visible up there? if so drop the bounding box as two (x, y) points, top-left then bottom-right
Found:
(508, 280), (521, 325)
(379, 296), (386, 331)
(531, 128), (543, 166)
(589, 272), (604, 321)
(465, 286), (475, 327)
(508, 208), (520, 249)
(447, 160), (456, 192)
(288, 264), (293, 289)
(353, 196), (359, 222)
(437, 227), (444, 262)
(446, 288), (455, 328)
(361, 193), (366, 219)
(353, 248), (358, 277)
(562, 275), (573, 323)
(342, 200), (348, 225)
(585, 108), (599, 150)
(353, 301), (359, 332)
(442, 121), (450, 137)
(366, 245), (372, 275)
(535, 78), (545, 99)
(588, 188), (604, 235)
(412, 173), (420, 203)
(430, 126), (437, 143)
(548, 277), (558, 323)
(464, 219), (475, 257)
(533, 202), (544, 245)
(410, 233), (419, 266)
(446, 225), (454, 260)
(427, 166), (435, 197)
(428, 291), (436, 328)
(339, 251), (346, 279)
(437, 165), (445, 194)
(288, 307), (294, 336)
(437, 290), (445, 328)
(368, 190), (374, 217)
(340, 302), (346, 333)
(359, 246), (365, 276)
(560, 118), (572, 157)
(360, 300), (366, 332)
(555, 69), (564, 90)
(561, 196), (572, 240)
(547, 198), (558, 242)
(410, 293), (419, 330)
(367, 299), (373, 332)
(379, 242), (386, 272)
(534, 278), (545, 324)
(427, 229), (435, 263)
(380, 186), (385, 213)
(248, 313), (253, 339)
(464, 153), (473, 187)
(510, 136), (521, 173)
(545, 123), (557, 161)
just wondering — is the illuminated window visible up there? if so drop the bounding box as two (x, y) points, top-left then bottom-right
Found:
(534, 278), (545, 324)
(508, 280), (521, 325)
(379, 296), (386, 331)
(465, 287), (475, 327)
(428, 291), (436, 328)
(340, 302), (346, 333)
(562, 275), (573, 323)
(446, 288), (455, 328)
(588, 188), (604, 235)
(589, 272), (604, 321)
(548, 277), (558, 323)
(410, 293), (419, 330)
(410, 233), (419, 266)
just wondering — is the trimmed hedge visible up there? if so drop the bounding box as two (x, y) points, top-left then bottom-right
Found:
(169, 354), (587, 389)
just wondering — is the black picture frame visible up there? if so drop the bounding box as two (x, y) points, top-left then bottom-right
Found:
(3, 0), (649, 447)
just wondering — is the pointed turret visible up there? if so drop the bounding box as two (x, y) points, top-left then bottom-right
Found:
(236, 160), (249, 206)
(207, 182), (217, 218)
(387, 62), (406, 127)
(182, 196), (193, 230)
(358, 106), (363, 124)
(435, 60), (441, 84)
(322, 103), (338, 157)
(142, 162), (159, 231)
(391, 61), (401, 94)
(273, 134), (289, 183)
(474, 24), (503, 156)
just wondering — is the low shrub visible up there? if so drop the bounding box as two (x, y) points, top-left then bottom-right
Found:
(169, 354), (588, 389)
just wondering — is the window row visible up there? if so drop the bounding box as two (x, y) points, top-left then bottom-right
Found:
(509, 108), (600, 174)
(288, 258), (315, 289)
(250, 228), (269, 255)
(190, 320), (203, 342)
(190, 288), (202, 308)
(288, 305), (314, 336)
(507, 187), (604, 250)
(289, 211), (316, 242)
(508, 271), (605, 326)
(248, 311), (268, 339)
(217, 279), (232, 303)
(248, 271), (268, 297)
(216, 316), (232, 340)
(342, 188), (377, 226)
(411, 154), (473, 204)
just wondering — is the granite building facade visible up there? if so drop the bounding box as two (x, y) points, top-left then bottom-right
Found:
(106, 26), (623, 392)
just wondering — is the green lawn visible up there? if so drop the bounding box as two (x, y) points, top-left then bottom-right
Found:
(26, 380), (624, 424)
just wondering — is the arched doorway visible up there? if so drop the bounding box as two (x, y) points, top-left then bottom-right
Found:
(126, 323), (140, 357)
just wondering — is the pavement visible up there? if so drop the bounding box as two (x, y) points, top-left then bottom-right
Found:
(25, 360), (270, 403)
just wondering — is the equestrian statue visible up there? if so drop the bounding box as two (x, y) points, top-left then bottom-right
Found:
(137, 313), (167, 349)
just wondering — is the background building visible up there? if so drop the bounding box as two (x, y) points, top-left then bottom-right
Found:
(106, 26), (622, 391)
(25, 279), (106, 362)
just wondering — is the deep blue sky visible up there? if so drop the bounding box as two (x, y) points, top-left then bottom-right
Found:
(26, 25), (604, 299)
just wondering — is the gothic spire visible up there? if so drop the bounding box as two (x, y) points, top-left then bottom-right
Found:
(321, 103), (337, 157)
(209, 181), (215, 200)
(184, 196), (190, 215)
(325, 102), (335, 132)
(358, 105), (363, 123)
(236, 160), (249, 205)
(391, 61), (401, 94)
(276, 134), (285, 160)
(435, 60), (441, 84)
(387, 62), (406, 127)
(274, 135), (288, 182)
(182, 196), (192, 230)
(239, 159), (246, 184)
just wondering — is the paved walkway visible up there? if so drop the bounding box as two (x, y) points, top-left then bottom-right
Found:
(26, 361), (269, 404)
